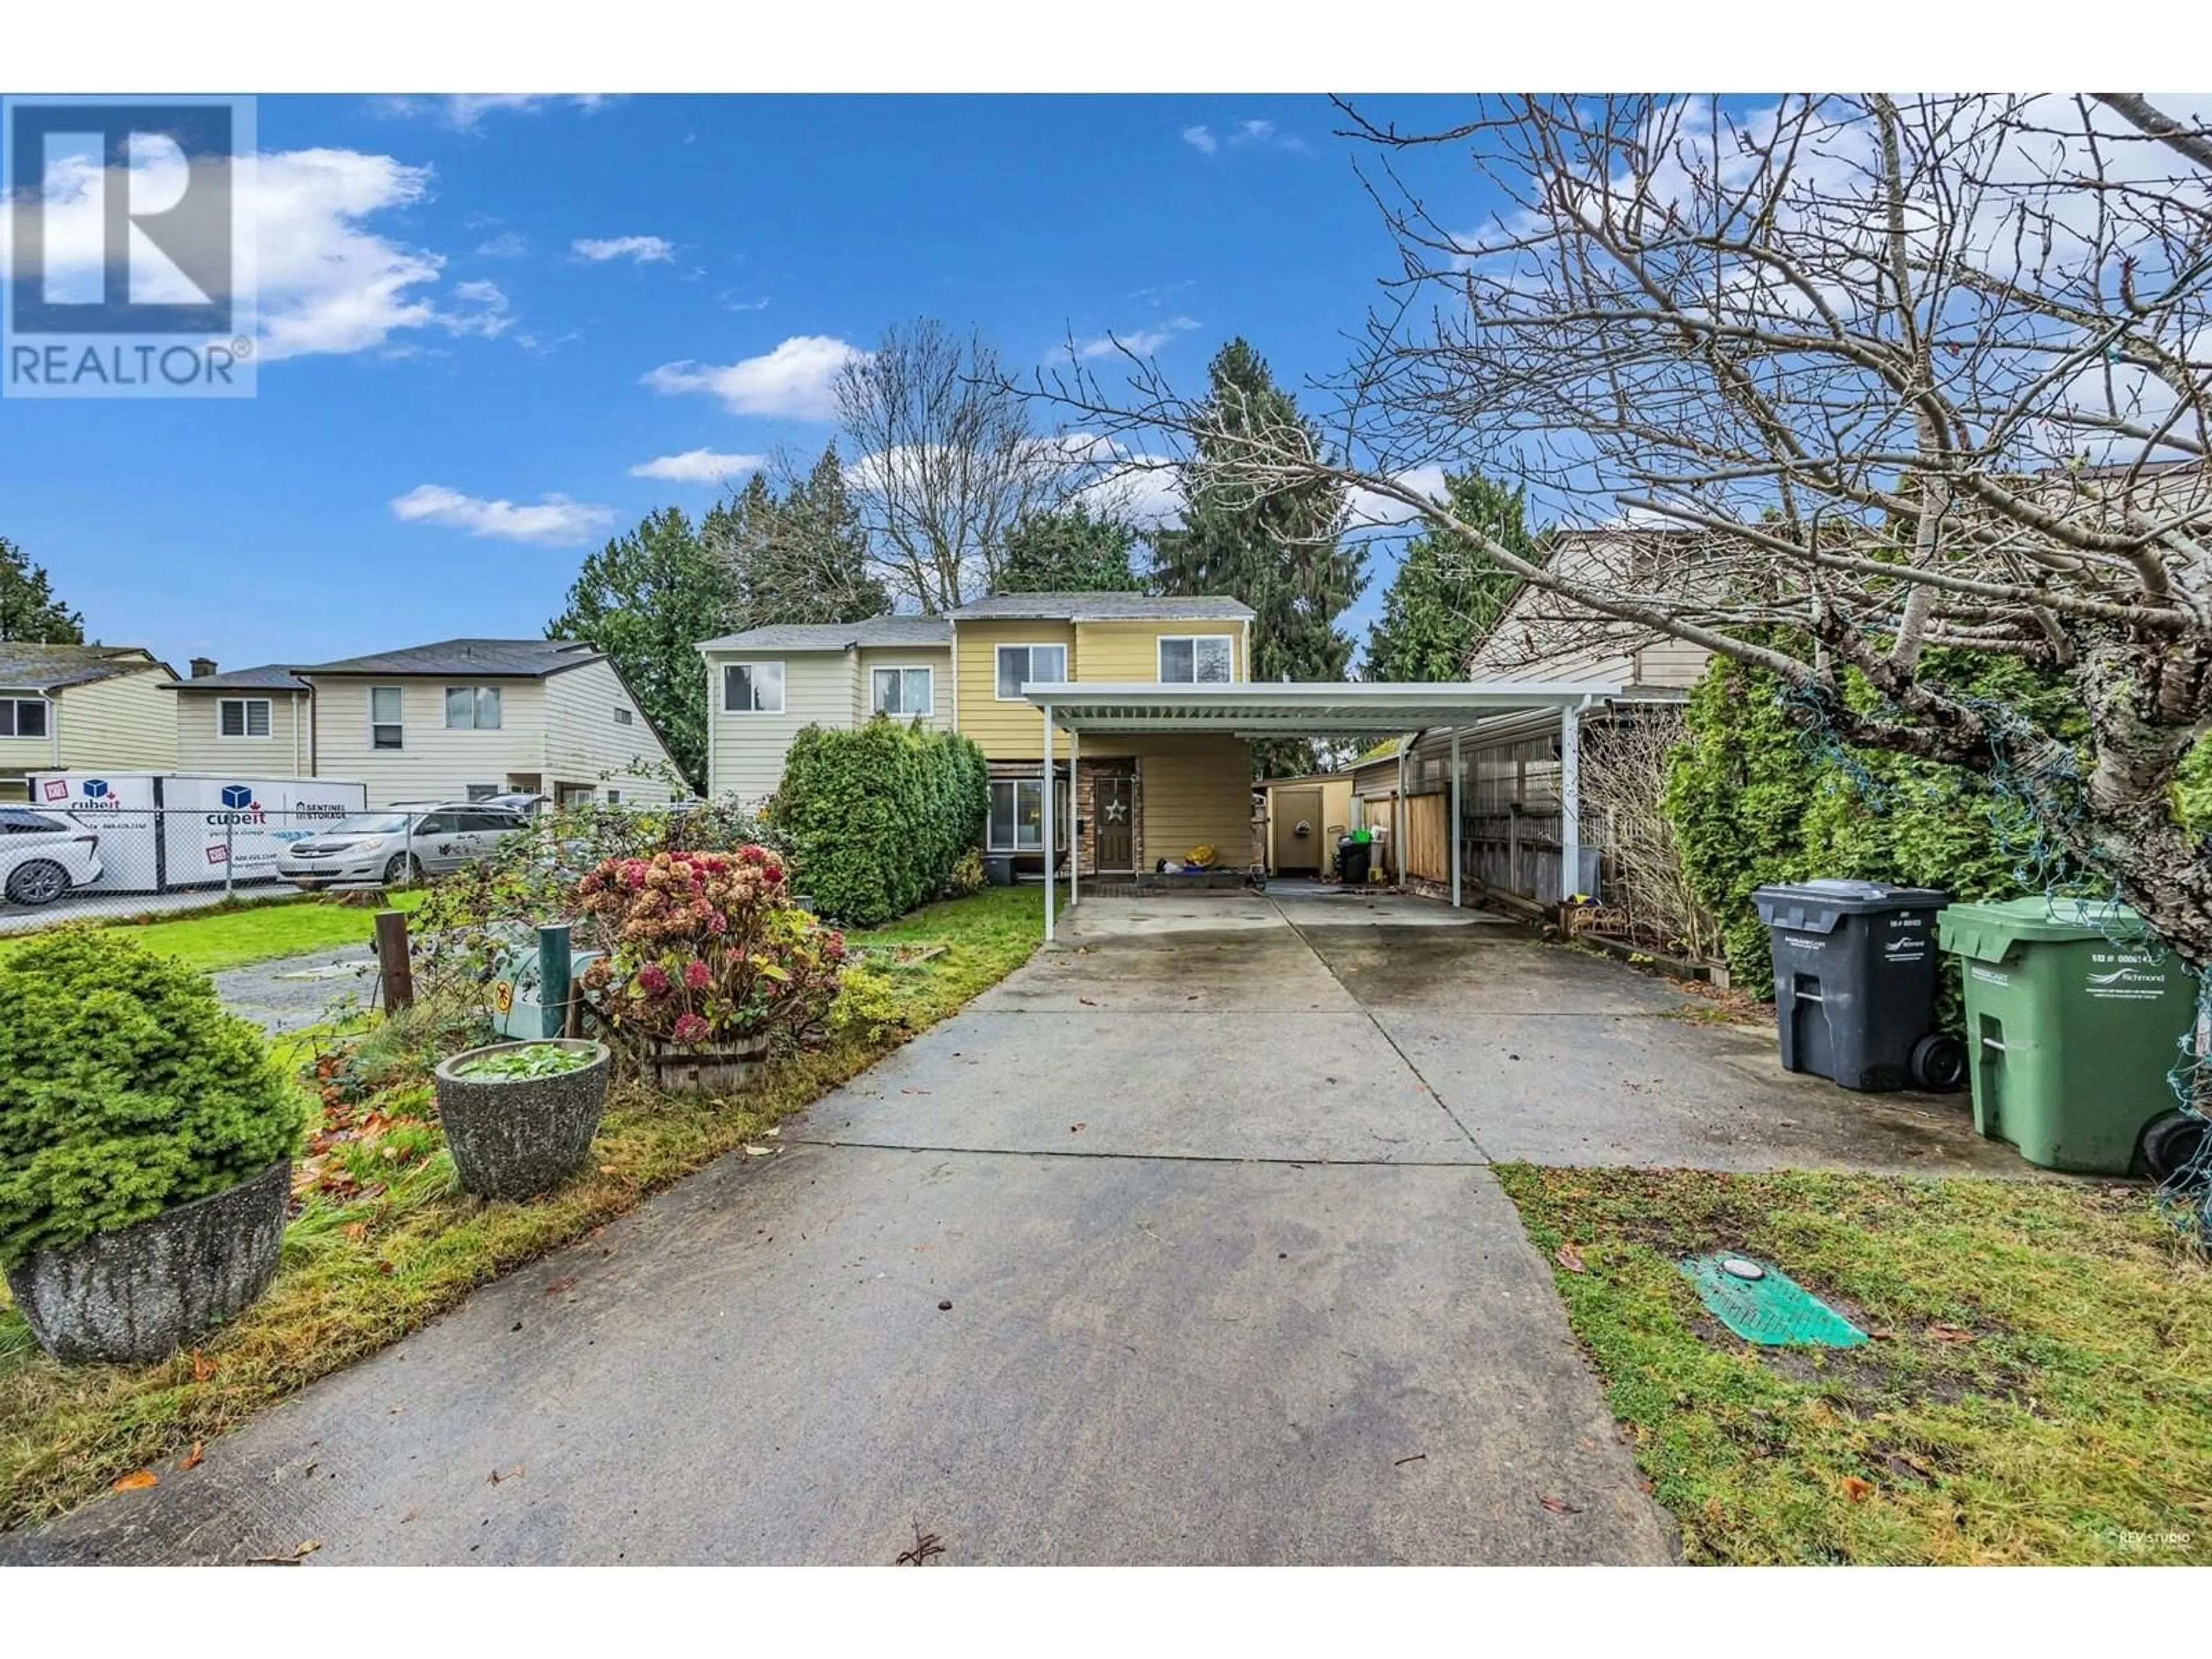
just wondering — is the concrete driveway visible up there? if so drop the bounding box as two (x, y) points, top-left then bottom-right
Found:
(7, 890), (2014, 1565)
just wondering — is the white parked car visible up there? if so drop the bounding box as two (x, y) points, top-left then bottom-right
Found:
(275, 804), (528, 889)
(0, 807), (103, 907)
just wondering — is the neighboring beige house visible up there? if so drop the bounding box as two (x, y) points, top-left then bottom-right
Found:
(698, 616), (956, 805)
(290, 638), (683, 808)
(0, 643), (179, 801)
(1464, 529), (1711, 690)
(165, 660), (316, 775)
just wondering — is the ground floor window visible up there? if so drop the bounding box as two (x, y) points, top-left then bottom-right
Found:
(988, 777), (1069, 851)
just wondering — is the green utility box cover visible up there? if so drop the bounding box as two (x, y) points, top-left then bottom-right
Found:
(491, 940), (603, 1041)
(1937, 898), (2199, 1175)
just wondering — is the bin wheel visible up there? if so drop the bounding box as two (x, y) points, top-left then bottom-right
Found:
(1908, 1032), (1966, 1093)
(2138, 1112), (2209, 1185)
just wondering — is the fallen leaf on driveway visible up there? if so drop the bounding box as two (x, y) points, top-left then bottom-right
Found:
(248, 1539), (321, 1565)
(1841, 1476), (1874, 1503)
(1555, 1244), (1587, 1274)
(111, 1469), (158, 1493)
(901, 1088), (931, 1096)
(743, 1145), (776, 1157)
(1078, 996), (1099, 1006)
(1070, 1122), (1086, 1134)
(1539, 1494), (1583, 1514)
(177, 1442), (204, 1472)
(544, 1275), (578, 1296)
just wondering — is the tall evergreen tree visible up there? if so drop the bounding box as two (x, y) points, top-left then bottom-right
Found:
(994, 503), (1145, 594)
(0, 539), (85, 643)
(1363, 472), (1529, 681)
(547, 507), (732, 790)
(710, 445), (891, 627)
(1153, 339), (1365, 774)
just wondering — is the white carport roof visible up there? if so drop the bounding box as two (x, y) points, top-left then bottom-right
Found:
(1018, 680), (1622, 734)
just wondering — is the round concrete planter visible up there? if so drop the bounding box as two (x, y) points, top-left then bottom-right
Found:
(434, 1039), (611, 1201)
(5, 1159), (291, 1366)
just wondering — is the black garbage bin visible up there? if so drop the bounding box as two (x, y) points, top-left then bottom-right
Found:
(1334, 835), (1372, 887)
(1751, 879), (1964, 1093)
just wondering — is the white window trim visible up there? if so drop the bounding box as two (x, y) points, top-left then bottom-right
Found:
(1157, 633), (1236, 685)
(443, 684), (504, 731)
(870, 663), (936, 719)
(722, 660), (785, 715)
(994, 642), (1069, 702)
(1, 695), (51, 740)
(369, 684), (405, 751)
(217, 696), (274, 740)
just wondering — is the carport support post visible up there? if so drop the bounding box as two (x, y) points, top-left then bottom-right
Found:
(1067, 726), (1079, 908)
(1559, 701), (1583, 904)
(1450, 728), (1462, 908)
(1041, 703), (1055, 943)
(1396, 740), (1408, 885)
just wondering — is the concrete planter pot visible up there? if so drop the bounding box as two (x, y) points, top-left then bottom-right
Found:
(5, 1159), (291, 1366)
(434, 1039), (611, 1201)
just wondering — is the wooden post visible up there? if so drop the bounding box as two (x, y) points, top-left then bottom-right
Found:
(374, 910), (414, 1013)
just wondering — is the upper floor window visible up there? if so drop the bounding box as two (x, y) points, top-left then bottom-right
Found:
(872, 666), (933, 717)
(445, 685), (503, 730)
(724, 661), (785, 714)
(0, 697), (49, 739)
(218, 696), (272, 738)
(1158, 635), (1234, 684)
(370, 685), (404, 750)
(613, 706), (634, 726)
(995, 643), (1067, 699)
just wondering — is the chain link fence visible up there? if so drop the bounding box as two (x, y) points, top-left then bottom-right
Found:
(0, 803), (401, 934)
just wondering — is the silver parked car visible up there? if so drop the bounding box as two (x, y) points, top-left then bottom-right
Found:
(276, 803), (527, 889)
(0, 807), (103, 907)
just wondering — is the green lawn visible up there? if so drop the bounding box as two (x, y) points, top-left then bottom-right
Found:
(0, 889), (429, 975)
(0, 885), (1041, 1532)
(1498, 1165), (2212, 1565)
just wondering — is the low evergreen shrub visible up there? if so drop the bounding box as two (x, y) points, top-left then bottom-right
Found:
(0, 930), (308, 1266)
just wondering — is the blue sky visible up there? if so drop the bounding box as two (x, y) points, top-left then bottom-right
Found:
(2, 93), (1485, 673)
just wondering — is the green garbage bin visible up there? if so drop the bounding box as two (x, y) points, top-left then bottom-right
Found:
(1937, 898), (2201, 1175)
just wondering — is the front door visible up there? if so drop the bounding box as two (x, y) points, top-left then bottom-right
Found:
(1094, 773), (1135, 873)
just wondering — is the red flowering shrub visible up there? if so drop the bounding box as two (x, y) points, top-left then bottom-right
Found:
(574, 846), (846, 1052)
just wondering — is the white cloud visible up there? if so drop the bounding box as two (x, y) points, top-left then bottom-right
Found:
(1183, 119), (1308, 157)
(571, 234), (675, 264)
(642, 334), (865, 420)
(629, 449), (768, 484)
(1346, 465), (1450, 528)
(1075, 316), (1200, 359)
(390, 485), (615, 546)
(380, 94), (612, 131)
(474, 231), (528, 258)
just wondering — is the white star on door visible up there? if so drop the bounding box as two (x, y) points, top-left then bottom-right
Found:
(1104, 800), (1126, 822)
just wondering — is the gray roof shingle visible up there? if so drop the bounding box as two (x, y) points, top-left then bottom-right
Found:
(950, 592), (1254, 623)
(0, 643), (164, 692)
(298, 638), (601, 678)
(698, 617), (954, 652)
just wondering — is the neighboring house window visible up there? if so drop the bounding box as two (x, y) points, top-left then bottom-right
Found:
(995, 643), (1067, 699)
(613, 706), (634, 726)
(606, 789), (622, 805)
(871, 666), (934, 717)
(370, 685), (404, 750)
(445, 685), (503, 730)
(218, 696), (272, 738)
(987, 777), (1070, 850)
(0, 698), (49, 738)
(1158, 635), (1234, 684)
(466, 783), (498, 801)
(723, 662), (785, 714)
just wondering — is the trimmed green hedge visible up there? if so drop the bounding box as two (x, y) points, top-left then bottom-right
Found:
(770, 718), (988, 926)
(0, 931), (308, 1266)
(1663, 653), (2086, 1000)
